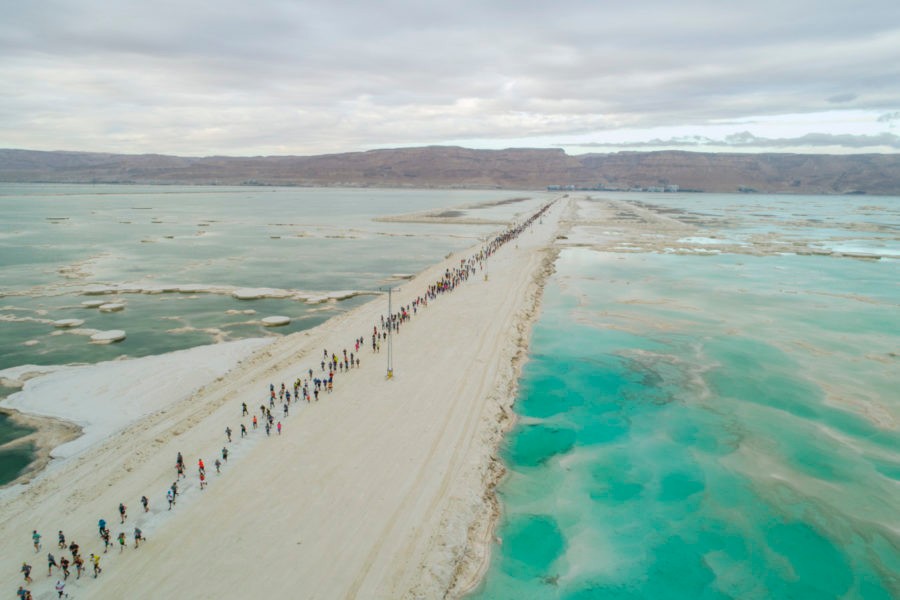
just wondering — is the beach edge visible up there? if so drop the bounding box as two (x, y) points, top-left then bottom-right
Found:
(443, 244), (561, 598)
(0, 408), (82, 488)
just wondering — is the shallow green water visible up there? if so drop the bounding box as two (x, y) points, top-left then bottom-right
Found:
(0, 442), (35, 483)
(471, 241), (899, 598)
(0, 183), (546, 484)
(0, 413), (35, 483)
(0, 184), (546, 372)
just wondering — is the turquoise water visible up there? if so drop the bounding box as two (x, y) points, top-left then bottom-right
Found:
(472, 197), (899, 598)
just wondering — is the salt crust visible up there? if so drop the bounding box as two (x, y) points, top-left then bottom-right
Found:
(261, 316), (291, 326)
(0, 338), (274, 458)
(79, 283), (373, 303)
(89, 329), (127, 343)
(52, 318), (85, 328)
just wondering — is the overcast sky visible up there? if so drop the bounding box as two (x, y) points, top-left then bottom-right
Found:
(2, 0), (899, 156)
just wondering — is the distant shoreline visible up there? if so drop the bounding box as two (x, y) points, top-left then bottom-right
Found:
(4, 147), (899, 195)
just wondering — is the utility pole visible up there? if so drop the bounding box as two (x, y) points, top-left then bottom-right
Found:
(382, 286), (398, 379)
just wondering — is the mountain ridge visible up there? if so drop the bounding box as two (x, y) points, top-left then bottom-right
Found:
(2, 147), (899, 195)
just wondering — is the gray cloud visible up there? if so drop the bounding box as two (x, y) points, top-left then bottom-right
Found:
(1, 0), (899, 155)
(571, 131), (900, 150)
(828, 93), (858, 104)
(726, 131), (900, 149)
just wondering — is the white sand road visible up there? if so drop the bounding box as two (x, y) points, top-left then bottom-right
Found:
(0, 198), (567, 600)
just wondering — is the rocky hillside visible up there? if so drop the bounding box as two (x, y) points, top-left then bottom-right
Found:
(1, 147), (899, 195)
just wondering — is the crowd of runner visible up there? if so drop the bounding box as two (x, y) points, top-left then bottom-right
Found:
(16, 200), (555, 599)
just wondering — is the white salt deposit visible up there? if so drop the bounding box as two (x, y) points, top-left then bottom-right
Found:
(175, 284), (220, 293)
(232, 287), (291, 300)
(0, 338), (273, 458)
(90, 330), (127, 343)
(98, 302), (125, 312)
(74, 282), (371, 304)
(0, 364), (70, 388)
(67, 328), (101, 337)
(82, 285), (116, 295)
(261, 316), (291, 326)
(53, 318), (85, 328)
(299, 290), (367, 303)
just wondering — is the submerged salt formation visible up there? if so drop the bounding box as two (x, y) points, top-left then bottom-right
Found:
(261, 316), (291, 326)
(98, 302), (125, 312)
(90, 330), (126, 343)
(52, 319), (85, 328)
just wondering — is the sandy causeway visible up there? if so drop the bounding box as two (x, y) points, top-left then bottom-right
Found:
(0, 197), (568, 599)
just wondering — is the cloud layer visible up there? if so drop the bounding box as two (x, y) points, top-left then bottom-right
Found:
(1, 0), (899, 155)
(571, 131), (900, 151)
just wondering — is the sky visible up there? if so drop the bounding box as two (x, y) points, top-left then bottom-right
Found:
(1, 0), (899, 157)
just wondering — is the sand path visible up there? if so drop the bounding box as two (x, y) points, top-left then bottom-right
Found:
(0, 197), (567, 599)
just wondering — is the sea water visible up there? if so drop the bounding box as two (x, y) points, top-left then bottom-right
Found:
(471, 194), (899, 599)
(0, 183), (545, 482)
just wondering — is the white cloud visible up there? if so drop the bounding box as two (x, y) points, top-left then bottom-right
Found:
(1, 0), (898, 155)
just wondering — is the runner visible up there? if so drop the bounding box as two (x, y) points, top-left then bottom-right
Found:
(141, 494), (149, 512)
(59, 556), (70, 580)
(222, 446), (229, 462)
(90, 553), (101, 578)
(21, 562), (32, 582)
(73, 555), (84, 579)
(242, 401), (248, 416)
(47, 552), (58, 576)
(31, 530), (41, 552)
(215, 458), (221, 473)
(199, 470), (207, 490)
(55, 580), (65, 599)
(241, 423), (247, 437)
(57, 530), (65, 550)
(117, 531), (126, 552)
(119, 502), (127, 523)
(225, 426), (232, 442)
(167, 488), (175, 510)
(134, 526), (143, 548)
(277, 421), (282, 435)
